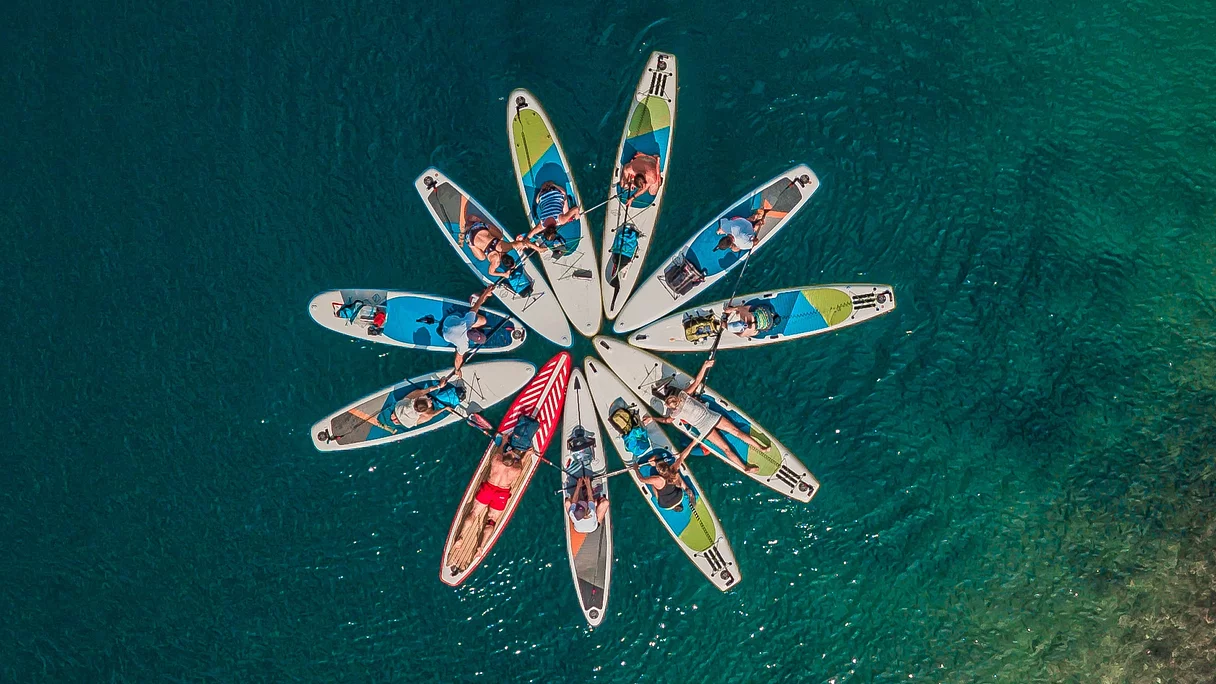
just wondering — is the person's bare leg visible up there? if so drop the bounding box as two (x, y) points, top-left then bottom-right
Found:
(595, 498), (609, 525)
(706, 430), (757, 473)
(477, 511), (502, 554)
(451, 501), (488, 555)
(715, 417), (764, 451)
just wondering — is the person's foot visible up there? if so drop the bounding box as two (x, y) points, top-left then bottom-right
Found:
(744, 463), (759, 474)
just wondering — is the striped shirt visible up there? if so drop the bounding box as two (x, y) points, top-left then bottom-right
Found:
(536, 188), (567, 223)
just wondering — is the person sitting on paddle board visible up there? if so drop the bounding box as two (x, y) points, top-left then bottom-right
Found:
(450, 417), (541, 562)
(440, 285), (494, 378)
(524, 181), (581, 259)
(458, 214), (527, 275)
(565, 475), (609, 533)
(633, 442), (697, 512)
(722, 301), (780, 339)
(620, 152), (662, 206)
(643, 358), (763, 474)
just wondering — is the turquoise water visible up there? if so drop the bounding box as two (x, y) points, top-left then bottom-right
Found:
(6, 0), (1216, 681)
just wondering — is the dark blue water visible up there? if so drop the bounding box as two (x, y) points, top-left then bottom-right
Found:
(6, 0), (1216, 681)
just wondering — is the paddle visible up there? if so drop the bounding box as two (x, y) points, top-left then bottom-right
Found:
(582, 187), (631, 216)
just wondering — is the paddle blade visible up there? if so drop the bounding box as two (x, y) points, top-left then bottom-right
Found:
(466, 413), (494, 434)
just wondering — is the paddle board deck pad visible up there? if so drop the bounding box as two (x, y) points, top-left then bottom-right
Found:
(440, 351), (572, 586)
(508, 89), (603, 337)
(629, 285), (896, 352)
(583, 357), (739, 591)
(308, 289), (526, 352)
(594, 337), (819, 503)
(602, 51), (677, 321)
(311, 360), (535, 452)
(560, 369), (612, 626)
(613, 164), (820, 333)
(414, 168), (573, 347)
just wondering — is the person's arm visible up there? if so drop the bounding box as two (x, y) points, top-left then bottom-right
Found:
(452, 348), (466, 377)
(642, 414), (670, 425)
(488, 254), (509, 278)
(689, 358), (715, 394)
(672, 441), (696, 470)
(469, 285), (494, 315)
(557, 205), (581, 225)
(527, 222), (547, 239)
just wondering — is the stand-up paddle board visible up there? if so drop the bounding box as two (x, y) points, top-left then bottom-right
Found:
(311, 360), (535, 452)
(629, 285), (896, 352)
(583, 357), (739, 591)
(308, 289), (527, 352)
(602, 51), (677, 320)
(594, 337), (819, 502)
(507, 89), (602, 337)
(440, 351), (572, 586)
(613, 165), (820, 333)
(415, 168), (573, 347)
(559, 369), (612, 627)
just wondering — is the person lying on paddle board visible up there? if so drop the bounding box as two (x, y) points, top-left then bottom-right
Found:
(524, 181), (581, 259)
(620, 152), (662, 206)
(565, 475), (609, 533)
(383, 380), (455, 429)
(643, 358), (763, 473)
(441, 285), (494, 378)
(721, 301), (780, 339)
(458, 213), (527, 275)
(714, 204), (771, 253)
(450, 417), (542, 561)
(633, 441), (697, 512)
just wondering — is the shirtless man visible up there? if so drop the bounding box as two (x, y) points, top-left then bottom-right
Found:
(450, 422), (537, 561)
(619, 152), (662, 207)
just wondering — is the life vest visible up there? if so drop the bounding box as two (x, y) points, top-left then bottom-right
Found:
(610, 225), (639, 259)
(504, 268), (534, 297)
(683, 313), (722, 343)
(427, 385), (466, 409)
(608, 406), (638, 436)
(508, 414), (542, 452)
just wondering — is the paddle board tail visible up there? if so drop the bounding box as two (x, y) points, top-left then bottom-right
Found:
(602, 51), (677, 321)
(507, 90), (603, 337)
(414, 168), (573, 347)
(560, 369), (613, 626)
(628, 284), (896, 352)
(582, 358), (739, 591)
(613, 164), (820, 333)
(594, 336), (819, 503)
(440, 351), (572, 586)
(311, 360), (536, 452)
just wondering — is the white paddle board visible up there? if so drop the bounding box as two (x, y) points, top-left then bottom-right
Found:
(583, 357), (739, 591)
(560, 369), (613, 626)
(594, 337), (819, 502)
(507, 89), (602, 336)
(602, 51), (677, 320)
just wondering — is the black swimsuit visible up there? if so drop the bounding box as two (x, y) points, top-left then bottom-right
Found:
(656, 482), (684, 509)
(467, 222), (500, 252)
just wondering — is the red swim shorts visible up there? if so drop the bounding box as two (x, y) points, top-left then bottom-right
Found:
(475, 482), (511, 511)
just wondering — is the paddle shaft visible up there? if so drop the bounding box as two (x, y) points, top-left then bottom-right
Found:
(582, 188), (629, 216)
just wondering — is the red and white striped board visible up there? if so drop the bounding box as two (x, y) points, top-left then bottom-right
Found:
(440, 351), (572, 586)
